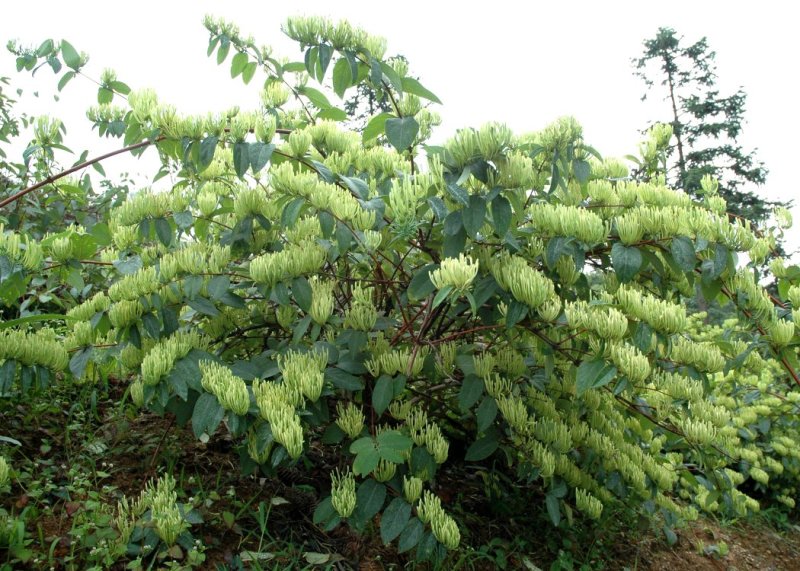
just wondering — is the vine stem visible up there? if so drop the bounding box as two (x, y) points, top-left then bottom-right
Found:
(0, 137), (163, 210)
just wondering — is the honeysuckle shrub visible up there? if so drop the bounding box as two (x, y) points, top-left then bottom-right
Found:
(2, 15), (800, 559)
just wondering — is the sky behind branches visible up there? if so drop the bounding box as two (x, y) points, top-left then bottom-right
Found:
(2, 0), (797, 253)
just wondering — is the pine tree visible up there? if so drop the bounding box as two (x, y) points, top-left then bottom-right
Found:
(632, 27), (787, 227)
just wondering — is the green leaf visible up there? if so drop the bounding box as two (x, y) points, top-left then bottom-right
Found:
(465, 432), (499, 461)
(299, 86), (332, 109)
(69, 348), (92, 379)
(376, 430), (413, 452)
(363, 112), (392, 142)
(192, 393), (224, 438)
(57, 70), (75, 91)
(352, 447), (380, 476)
(381, 498), (412, 544)
(249, 142), (275, 174)
(233, 142), (249, 178)
(408, 264), (437, 300)
(611, 242), (643, 283)
(476, 397), (497, 433)
(230, 52), (248, 78)
(332, 57), (352, 98)
(546, 493), (561, 526)
(60, 40), (81, 70)
(458, 374), (484, 412)
(379, 61), (403, 94)
(432, 284), (453, 309)
(188, 296), (220, 317)
(0, 313), (76, 330)
(282, 197), (305, 228)
(154, 218), (172, 246)
(372, 375), (394, 415)
(462, 195), (486, 238)
(352, 479), (386, 526)
(97, 87), (113, 104)
(326, 367), (364, 391)
(385, 117), (419, 151)
(317, 44), (333, 80)
(400, 77), (441, 104)
(313, 497), (337, 525)
(207, 275), (230, 301)
(398, 518), (424, 553)
(198, 136), (218, 169)
(491, 195), (512, 238)
(242, 61), (257, 84)
(576, 359), (617, 396)
(671, 236), (696, 272)
(572, 159), (591, 184)
(292, 276), (313, 312)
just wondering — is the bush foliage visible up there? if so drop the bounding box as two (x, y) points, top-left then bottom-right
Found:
(1, 15), (799, 562)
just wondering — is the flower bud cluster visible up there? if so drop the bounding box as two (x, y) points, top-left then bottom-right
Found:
(388, 177), (426, 235)
(608, 342), (650, 384)
(491, 254), (554, 310)
(768, 319), (795, 348)
(112, 189), (171, 227)
(343, 284), (378, 331)
(146, 474), (187, 547)
(66, 292), (110, 322)
(330, 469), (357, 518)
(0, 225), (43, 269)
(528, 203), (606, 245)
(199, 361), (251, 415)
(309, 276), (335, 325)
(0, 328), (68, 371)
(140, 331), (208, 386)
(430, 254), (479, 294)
(416, 491), (460, 549)
(278, 348), (327, 403)
(565, 301), (628, 340)
(283, 16), (387, 59)
(336, 402), (365, 438)
(670, 338), (725, 373)
(575, 488), (603, 520)
(252, 374), (306, 458)
(403, 475), (423, 504)
(615, 285), (687, 335)
(249, 240), (326, 285)
(366, 346), (429, 378)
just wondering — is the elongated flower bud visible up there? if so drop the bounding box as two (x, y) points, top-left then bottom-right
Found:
(330, 469), (356, 518)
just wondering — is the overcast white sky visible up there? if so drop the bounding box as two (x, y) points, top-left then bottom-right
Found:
(2, 0), (797, 253)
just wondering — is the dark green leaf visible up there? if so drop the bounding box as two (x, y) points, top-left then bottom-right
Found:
(233, 142), (249, 178)
(57, 70), (75, 91)
(192, 393), (224, 438)
(313, 497), (337, 525)
(491, 195), (512, 237)
(476, 397), (498, 433)
(379, 61), (403, 94)
(326, 367), (364, 391)
(317, 44), (333, 80)
(465, 432), (499, 461)
(249, 142), (275, 174)
(282, 197), (305, 228)
(445, 182), (469, 206)
(376, 430), (413, 452)
(300, 86), (332, 109)
(154, 218), (172, 246)
(188, 296), (220, 317)
(576, 359), (617, 396)
(332, 57), (352, 98)
(292, 277), (313, 312)
(381, 498), (412, 544)
(671, 236), (696, 272)
(462, 195), (486, 238)
(198, 136), (218, 169)
(546, 493), (561, 526)
(385, 117), (419, 151)
(458, 374), (484, 412)
(353, 479), (386, 526)
(443, 228), (467, 258)
(611, 242), (642, 283)
(400, 77), (442, 103)
(352, 447), (380, 476)
(398, 518), (424, 553)
(69, 348), (92, 379)
(207, 275), (230, 301)
(572, 159), (591, 184)
(372, 375), (394, 415)
(408, 264), (437, 300)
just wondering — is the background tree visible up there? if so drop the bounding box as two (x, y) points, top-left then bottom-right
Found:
(632, 27), (788, 228)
